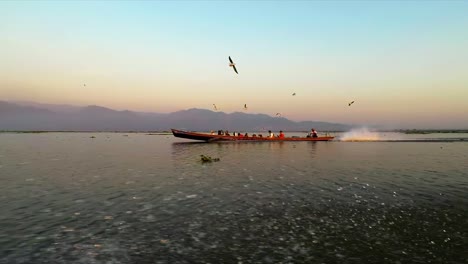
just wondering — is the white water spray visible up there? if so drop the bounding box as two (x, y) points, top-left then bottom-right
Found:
(340, 127), (381, 141)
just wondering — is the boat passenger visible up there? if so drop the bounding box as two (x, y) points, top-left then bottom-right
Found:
(218, 130), (223, 135)
(252, 134), (257, 137)
(225, 130), (230, 136)
(268, 130), (275, 138)
(279, 131), (285, 138)
(258, 134), (263, 138)
(244, 133), (249, 137)
(312, 129), (318, 138)
(238, 133), (244, 138)
(308, 128), (318, 138)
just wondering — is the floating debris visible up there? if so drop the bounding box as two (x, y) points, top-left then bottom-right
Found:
(200, 155), (220, 163)
(90, 136), (96, 138)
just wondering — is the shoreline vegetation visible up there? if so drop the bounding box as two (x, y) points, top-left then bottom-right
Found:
(1, 129), (468, 134)
(398, 129), (468, 134)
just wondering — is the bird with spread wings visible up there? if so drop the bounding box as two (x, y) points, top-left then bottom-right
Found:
(229, 56), (238, 74)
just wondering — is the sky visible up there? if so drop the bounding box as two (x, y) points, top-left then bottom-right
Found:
(1, 0), (468, 129)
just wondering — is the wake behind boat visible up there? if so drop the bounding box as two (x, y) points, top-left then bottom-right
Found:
(171, 129), (334, 142)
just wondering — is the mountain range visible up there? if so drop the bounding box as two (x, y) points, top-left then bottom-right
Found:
(0, 101), (352, 132)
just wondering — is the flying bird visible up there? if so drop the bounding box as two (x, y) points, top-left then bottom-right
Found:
(229, 56), (238, 74)
(244, 104), (248, 110)
(213, 104), (218, 111)
(348, 101), (355, 106)
(276, 113), (282, 117)
(292, 93), (296, 96)
(83, 84), (86, 87)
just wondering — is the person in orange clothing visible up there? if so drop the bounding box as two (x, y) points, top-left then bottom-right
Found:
(278, 130), (285, 138)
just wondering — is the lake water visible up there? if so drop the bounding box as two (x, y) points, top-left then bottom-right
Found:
(0, 132), (467, 263)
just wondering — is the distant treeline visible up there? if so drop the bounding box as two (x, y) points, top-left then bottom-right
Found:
(397, 129), (468, 134)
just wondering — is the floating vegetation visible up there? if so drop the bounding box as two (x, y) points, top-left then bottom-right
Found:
(146, 132), (172, 135)
(404, 130), (431, 134)
(401, 129), (468, 134)
(200, 155), (220, 163)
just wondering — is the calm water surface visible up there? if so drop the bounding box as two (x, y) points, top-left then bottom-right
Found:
(0, 132), (467, 263)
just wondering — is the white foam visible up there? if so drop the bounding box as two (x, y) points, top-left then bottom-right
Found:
(340, 127), (381, 141)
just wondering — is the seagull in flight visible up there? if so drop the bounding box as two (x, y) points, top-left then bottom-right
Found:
(213, 104), (218, 111)
(348, 101), (355, 106)
(244, 104), (248, 110)
(292, 93), (296, 96)
(229, 56), (238, 74)
(276, 113), (282, 117)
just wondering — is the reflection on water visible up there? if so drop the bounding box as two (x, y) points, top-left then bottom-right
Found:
(0, 133), (467, 263)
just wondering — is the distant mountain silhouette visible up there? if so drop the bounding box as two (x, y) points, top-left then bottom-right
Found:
(12, 100), (82, 113)
(0, 101), (351, 131)
(0, 101), (53, 115)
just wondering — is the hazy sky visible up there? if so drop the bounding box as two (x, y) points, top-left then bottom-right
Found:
(1, 1), (467, 129)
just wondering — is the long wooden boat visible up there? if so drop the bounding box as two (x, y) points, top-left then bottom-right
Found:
(171, 129), (334, 142)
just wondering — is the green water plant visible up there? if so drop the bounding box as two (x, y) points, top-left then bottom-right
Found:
(200, 155), (220, 163)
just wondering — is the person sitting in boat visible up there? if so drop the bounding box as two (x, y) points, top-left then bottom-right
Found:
(278, 131), (285, 138)
(238, 133), (244, 138)
(244, 133), (249, 137)
(225, 131), (230, 136)
(218, 130), (223, 135)
(258, 134), (263, 138)
(252, 134), (257, 137)
(307, 128), (318, 138)
(268, 130), (275, 138)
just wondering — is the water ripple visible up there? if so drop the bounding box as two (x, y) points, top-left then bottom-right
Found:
(0, 133), (467, 263)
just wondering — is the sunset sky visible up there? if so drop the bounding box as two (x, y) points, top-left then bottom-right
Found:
(1, 1), (467, 129)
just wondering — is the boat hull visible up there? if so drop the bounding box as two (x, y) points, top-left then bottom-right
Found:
(171, 129), (334, 142)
